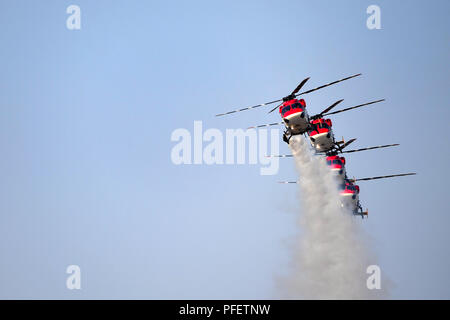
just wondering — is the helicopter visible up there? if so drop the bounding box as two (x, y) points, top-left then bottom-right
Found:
(307, 99), (385, 152)
(279, 173), (416, 218)
(215, 74), (363, 143)
(339, 173), (417, 218)
(270, 142), (401, 182)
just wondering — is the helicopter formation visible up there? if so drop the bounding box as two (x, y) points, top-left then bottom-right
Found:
(216, 74), (416, 218)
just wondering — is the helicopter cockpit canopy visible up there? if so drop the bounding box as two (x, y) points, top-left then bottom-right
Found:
(281, 102), (304, 116)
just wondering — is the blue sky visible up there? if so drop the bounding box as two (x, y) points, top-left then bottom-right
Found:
(0, 0), (449, 299)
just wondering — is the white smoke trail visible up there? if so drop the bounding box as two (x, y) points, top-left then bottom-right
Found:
(280, 135), (388, 299)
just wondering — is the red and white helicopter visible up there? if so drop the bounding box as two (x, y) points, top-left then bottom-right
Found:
(272, 142), (401, 182)
(339, 173), (417, 217)
(215, 74), (363, 143)
(279, 173), (416, 218)
(306, 99), (385, 152)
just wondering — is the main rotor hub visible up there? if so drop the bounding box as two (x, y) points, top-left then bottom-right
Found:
(282, 94), (296, 102)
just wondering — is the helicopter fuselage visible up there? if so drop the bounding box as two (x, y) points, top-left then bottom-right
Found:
(280, 99), (310, 136)
(326, 155), (346, 182)
(309, 118), (336, 152)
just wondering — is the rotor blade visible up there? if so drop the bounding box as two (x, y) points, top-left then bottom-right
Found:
(318, 99), (344, 116)
(296, 73), (361, 96)
(342, 144), (399, 154)
(215, 98), (283, 117)
(278, 181), (299, 184)
(247, 122), (283, 129)
(291, 77), (310, 95)
(266, 154), (293, 158)
(272, 143), (399, 158)
(354, 173), (416, 182)
(268, 103), (282, 114)
(323, 99), (385, 116)
(340, 138), (357, 150)
(216, 74), (361, 117)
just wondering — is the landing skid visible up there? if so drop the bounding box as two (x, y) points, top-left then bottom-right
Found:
(353, 201), (368, 219)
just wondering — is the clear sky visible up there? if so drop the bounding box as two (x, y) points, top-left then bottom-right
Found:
(0, 0), (449, 299)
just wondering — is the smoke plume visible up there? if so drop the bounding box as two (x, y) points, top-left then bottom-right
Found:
(280, 135), (388, 299)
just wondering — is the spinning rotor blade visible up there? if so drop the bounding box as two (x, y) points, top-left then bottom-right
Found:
(268, 143), (399, 157)
(312, 99), (344, 119)
(268, 103), (282, 114)
(215, 98), (283, 117)
(266, 154), (293, 158)
(353, 173), (416, 182)
(278, 181), (299, 184)
(247, 122), (283, 129)
(216, 73), (361, 117)
(323, 99), (385, 116)
(320, 99), (345, 115)
(291, 77), (310, 95)
(296, 73), (361, 96)
(340, 138), (357, 150)
(342, 144), (399, 154)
